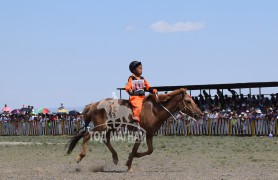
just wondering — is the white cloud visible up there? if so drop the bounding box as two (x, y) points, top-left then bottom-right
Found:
(125, 25), (135, 32)
(150, 20), (205, 33)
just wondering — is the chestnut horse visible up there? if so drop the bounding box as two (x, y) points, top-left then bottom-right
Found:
(66, 88), (203, 171)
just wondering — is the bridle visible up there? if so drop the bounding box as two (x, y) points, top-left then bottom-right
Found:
(181, 94), (197, 118)
(155, 93), (197, 122)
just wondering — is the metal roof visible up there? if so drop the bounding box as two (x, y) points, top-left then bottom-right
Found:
(117, 81), (278, 92)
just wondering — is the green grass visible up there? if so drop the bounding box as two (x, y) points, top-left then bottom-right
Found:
(1, 135), (278, 179)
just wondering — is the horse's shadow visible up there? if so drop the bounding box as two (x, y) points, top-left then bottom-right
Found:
(99, 170), (127, 173)
(87, 165), (131, 173)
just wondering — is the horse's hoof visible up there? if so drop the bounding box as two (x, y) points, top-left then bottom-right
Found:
(113, 157), (119, 165)
(127, 168), (133, 172)
(76, 156), (81, 163)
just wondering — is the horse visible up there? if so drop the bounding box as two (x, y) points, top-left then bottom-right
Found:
(66, 88), (203, 171)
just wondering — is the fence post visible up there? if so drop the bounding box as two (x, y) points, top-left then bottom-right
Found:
(77, 120), (81, 132)
(208, 119), (211, 135)
(46, 120), (48, 135)
(276, 120), (278, 136)
(62, 120), (65, 135)
(167, 120), (170, 135)
(30, 121), (33, 136)
(187, 122), (190, 136)
(34, 121), (37, 136)
(229, 119), (231, 135)
(18, 121), (21, 135)
(251, 120), (255, 136)
(0, 122), (2, 135)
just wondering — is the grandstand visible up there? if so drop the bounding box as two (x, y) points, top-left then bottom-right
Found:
(117, 81), (278, 99)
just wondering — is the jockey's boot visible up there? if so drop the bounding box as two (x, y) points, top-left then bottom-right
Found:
(133, 120), (140, 130)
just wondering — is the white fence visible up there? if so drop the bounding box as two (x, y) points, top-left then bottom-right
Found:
(0, 119), (277, 136)
(0, 120), (85, 136)
(157, 118), (277, 136)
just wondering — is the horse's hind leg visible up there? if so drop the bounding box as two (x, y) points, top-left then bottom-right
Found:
(103, 131), (119, 165)
(126, 139), (141, 172)
(76, 132), (91, 163)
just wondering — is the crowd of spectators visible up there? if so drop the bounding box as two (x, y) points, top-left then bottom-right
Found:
(183, 90), (278, 136)
(193, 89), (278, 112)
(0, 104), (84, 135)
(1, 91), (278, 136)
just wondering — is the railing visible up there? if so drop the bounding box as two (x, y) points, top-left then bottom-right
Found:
(0, 119), (277, 136)
(157, 119), (278, 136)
(0, 120), (88, 136)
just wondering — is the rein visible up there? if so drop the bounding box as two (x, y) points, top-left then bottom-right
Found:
(155, 93), (179, 122)
(155, 93), (197, 123)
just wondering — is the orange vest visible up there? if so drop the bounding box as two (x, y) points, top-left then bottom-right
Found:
(125, 75), (152, 96)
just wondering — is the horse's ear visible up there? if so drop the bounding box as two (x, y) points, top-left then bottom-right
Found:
(180, 88), (187, 97)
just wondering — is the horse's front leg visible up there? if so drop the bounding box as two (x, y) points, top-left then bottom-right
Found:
(76, 132), (91, 163)
(134, 135), (153, 158)
(103, 130), (119, 165)
(126, 135), (153, 172)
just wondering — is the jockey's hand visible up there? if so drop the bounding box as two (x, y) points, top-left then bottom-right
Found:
(152, 89), (158, 94)
(128, 89), (133, 95)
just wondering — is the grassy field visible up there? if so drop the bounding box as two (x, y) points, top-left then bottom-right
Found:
(1, 135), (278, 180)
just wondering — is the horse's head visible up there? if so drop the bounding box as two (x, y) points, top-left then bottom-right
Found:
(153, 88), (203, 119)
(177, 88), (203, 119)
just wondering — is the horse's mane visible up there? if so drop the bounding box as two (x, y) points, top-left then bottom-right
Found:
(143, 88), (186, 103)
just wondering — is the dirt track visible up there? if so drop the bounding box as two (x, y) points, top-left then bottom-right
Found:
(1, 135), (278, 180)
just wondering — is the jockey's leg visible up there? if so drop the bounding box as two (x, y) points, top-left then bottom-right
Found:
(129, 96), (144, 127)
(103, 130), (119, 165)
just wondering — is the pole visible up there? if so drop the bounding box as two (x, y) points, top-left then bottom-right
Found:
(229, 119), (231, 135)
(208, 119), (211, 135)
(251, 120), (255, 136)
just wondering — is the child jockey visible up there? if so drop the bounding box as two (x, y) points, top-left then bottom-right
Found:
(125, 61), (157, 125)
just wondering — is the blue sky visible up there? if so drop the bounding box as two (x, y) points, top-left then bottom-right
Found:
(0, 0), (277, 110)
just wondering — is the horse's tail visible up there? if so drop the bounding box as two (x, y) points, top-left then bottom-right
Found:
(66, 103), (96, 154)
(75, 103), (95, 134)
(66, 130), (86, 154)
